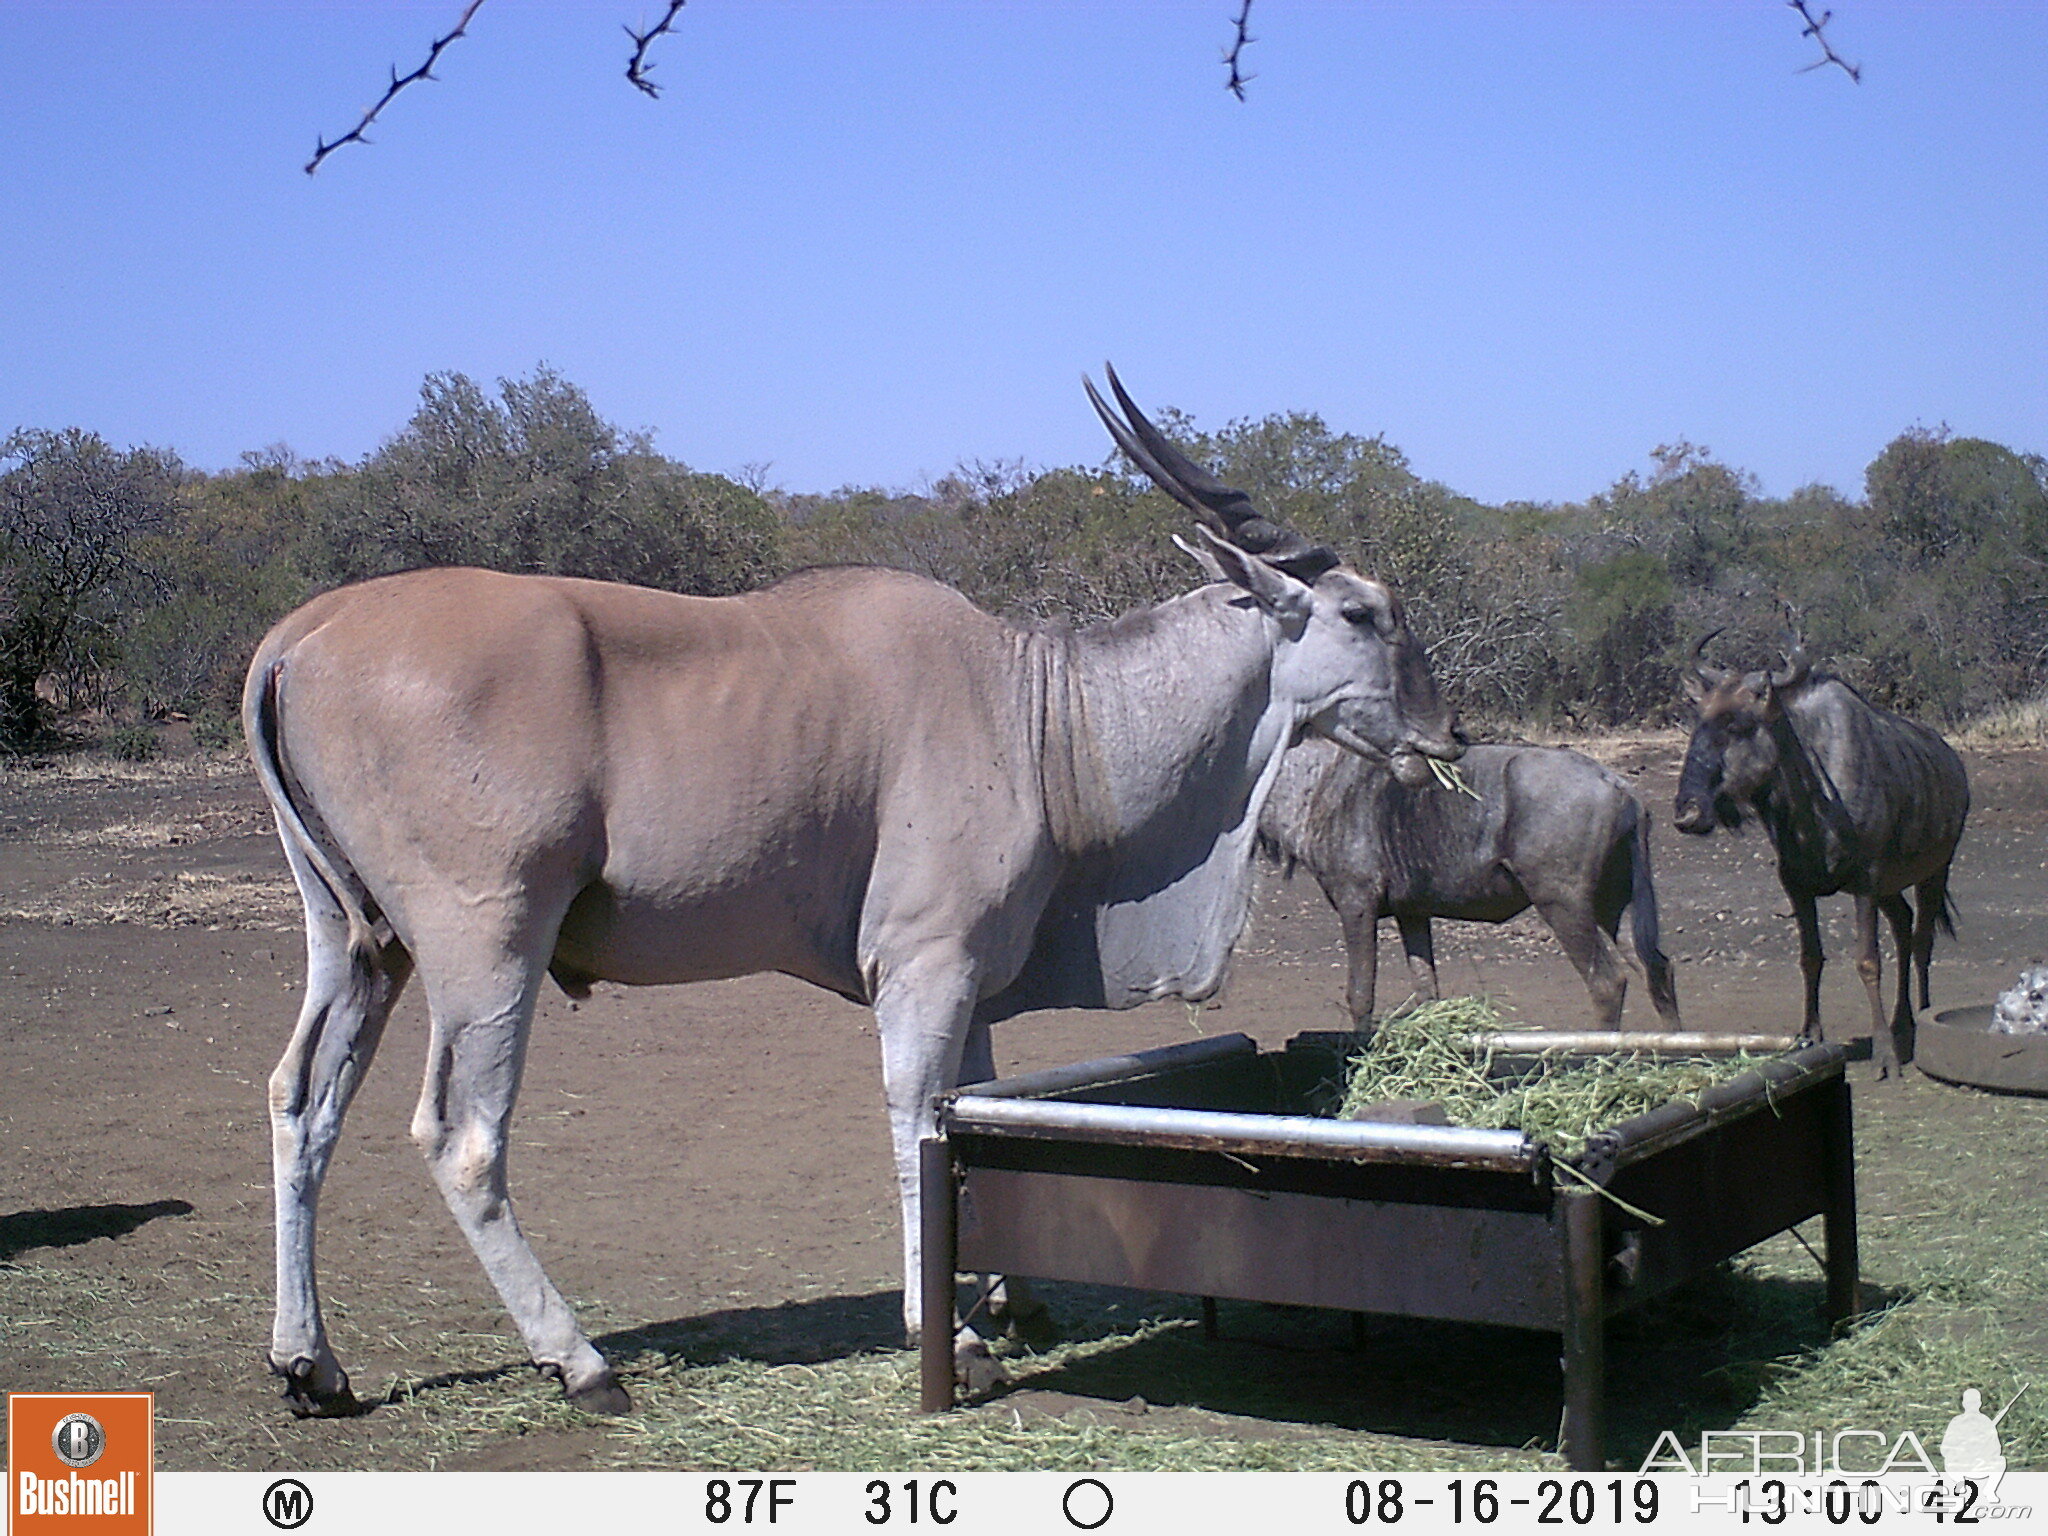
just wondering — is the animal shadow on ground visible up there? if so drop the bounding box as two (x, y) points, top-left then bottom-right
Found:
(597, 1292), (910, 1369)
(375, 1292), (911, 1409)
(0, 1200), (194, 1262)
(1000, 1269), (1903, 1465)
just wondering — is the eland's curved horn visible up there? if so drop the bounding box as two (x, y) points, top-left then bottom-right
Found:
(1085, 364), (1336, 575)
(1690, 629), (1735, 687)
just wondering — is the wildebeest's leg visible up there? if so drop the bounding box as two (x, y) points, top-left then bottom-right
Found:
(1853, 896), (1898, 1080)
(1911, 870), (1950, 1012)
(872, 947), (1002, 1390)
(1793, 895), (1826, 1040)
(268, 854), (412, 1417)
(1879, 892), (1917, 1071)
(1395, 915), (1440, 1005)
(1332, 884), (1382, 1030)
(1533, 898), (1627, 1029)
(409, 930), (627, 1413)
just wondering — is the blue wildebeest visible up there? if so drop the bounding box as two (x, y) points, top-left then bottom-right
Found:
(1673, 639), (1969, 1078)
(241, 367), (1462, 1417)
(1260, 737), (1680, 1030)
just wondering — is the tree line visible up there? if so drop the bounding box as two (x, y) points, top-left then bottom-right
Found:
(4, 364), (2042, 755)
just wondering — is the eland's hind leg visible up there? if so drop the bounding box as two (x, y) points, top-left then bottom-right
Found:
(409, 925), (626, 1413)
(268, 878), (412, 1417)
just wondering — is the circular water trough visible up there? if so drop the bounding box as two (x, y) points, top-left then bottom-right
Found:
(1916, 1005), (2048, 1096)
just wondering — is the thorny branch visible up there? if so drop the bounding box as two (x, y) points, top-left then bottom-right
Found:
(1787, 1), (1861, 84)
(625, 2), (690, 99)
(1223, 1), (1256, 101)
(306, 0), (488, 175)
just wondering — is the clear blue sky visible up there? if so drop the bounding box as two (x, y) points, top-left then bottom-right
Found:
(3, 2), (2042, 505)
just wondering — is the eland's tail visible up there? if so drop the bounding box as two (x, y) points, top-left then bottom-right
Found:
(243, 654), (382, 974)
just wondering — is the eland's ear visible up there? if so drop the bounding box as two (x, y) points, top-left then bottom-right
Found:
(1190, 524), (1314, 623)
(1171, 532), (1232, 584)
(1683, 671), (1709, 704)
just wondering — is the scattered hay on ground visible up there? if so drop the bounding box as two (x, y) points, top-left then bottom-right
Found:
(11, 1071), (2046, 1472)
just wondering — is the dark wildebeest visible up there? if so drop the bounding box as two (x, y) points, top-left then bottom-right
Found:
(1673, 639), (1969, 1077)
(241, 368), (1461, 1417)
(1260, 736), (1680, 1030)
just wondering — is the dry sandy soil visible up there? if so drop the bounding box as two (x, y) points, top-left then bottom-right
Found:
(1, 732), (2043, 1468)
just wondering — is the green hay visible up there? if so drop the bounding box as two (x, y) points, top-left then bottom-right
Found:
(1338, 997), (1771, 1160)
(1427, 757), (1481, 798)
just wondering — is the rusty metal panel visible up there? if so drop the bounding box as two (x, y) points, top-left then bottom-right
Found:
(957, 1166), (1565, 1330)
(1599, 1074), (1834, 1305)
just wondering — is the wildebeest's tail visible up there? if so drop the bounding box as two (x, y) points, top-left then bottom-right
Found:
(243, 654), (381, 973)
(1626, 796), (1681, 1023)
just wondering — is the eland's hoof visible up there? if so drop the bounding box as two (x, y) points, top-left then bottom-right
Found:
(272, 1357), (362, 1419)
(953, 1340), (1008, 1399)
(568, 1376), (634, 1416)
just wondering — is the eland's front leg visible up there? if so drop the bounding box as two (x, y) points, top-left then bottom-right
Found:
(872, 946), (1004, 1393)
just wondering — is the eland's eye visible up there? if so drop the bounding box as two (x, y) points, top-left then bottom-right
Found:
(1340, 602), (1374, 627)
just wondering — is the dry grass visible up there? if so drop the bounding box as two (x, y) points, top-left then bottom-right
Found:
(0, 871), (297, 930)
(1956, 695), (2048, 749)
(39, 810), (270, 850)
(0, 748), (251, 787)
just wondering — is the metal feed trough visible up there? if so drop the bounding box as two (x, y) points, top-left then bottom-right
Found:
(920, 1030), (1858, 1470)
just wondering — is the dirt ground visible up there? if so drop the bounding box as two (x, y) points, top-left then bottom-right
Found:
(2, 732), (2044, 1469)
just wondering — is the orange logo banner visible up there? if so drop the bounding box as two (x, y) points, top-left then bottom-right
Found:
(6, 1394), (152, 1535)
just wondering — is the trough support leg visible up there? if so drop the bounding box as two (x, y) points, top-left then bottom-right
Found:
(1820, 1078), (1862, 1330)
(919, 1137), (957, 1412)
(1559, 1187), (1607, 1472)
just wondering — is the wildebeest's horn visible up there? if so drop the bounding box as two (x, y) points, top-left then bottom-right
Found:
(1770, 648), (1811, 691)
(1689, 629), (1735, 686)
(1086, 365), (1336, 576)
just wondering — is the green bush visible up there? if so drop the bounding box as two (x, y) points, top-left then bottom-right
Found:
(100, 723), (160, 762)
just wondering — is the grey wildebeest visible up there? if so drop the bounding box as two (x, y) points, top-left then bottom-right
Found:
(242, 367), (1462, 1417)
(1259, 737), (1679, 1030)
(1674, 639), (1969, 1078)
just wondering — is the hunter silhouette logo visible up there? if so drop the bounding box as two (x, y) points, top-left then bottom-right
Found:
(1942, 1385), (2028, 1501)
(7, 1392), (153, 1534)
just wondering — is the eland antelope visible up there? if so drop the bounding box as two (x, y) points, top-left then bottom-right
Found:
(1674, 637), (1969, 1077)
(244, 367), (1462, 1417)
